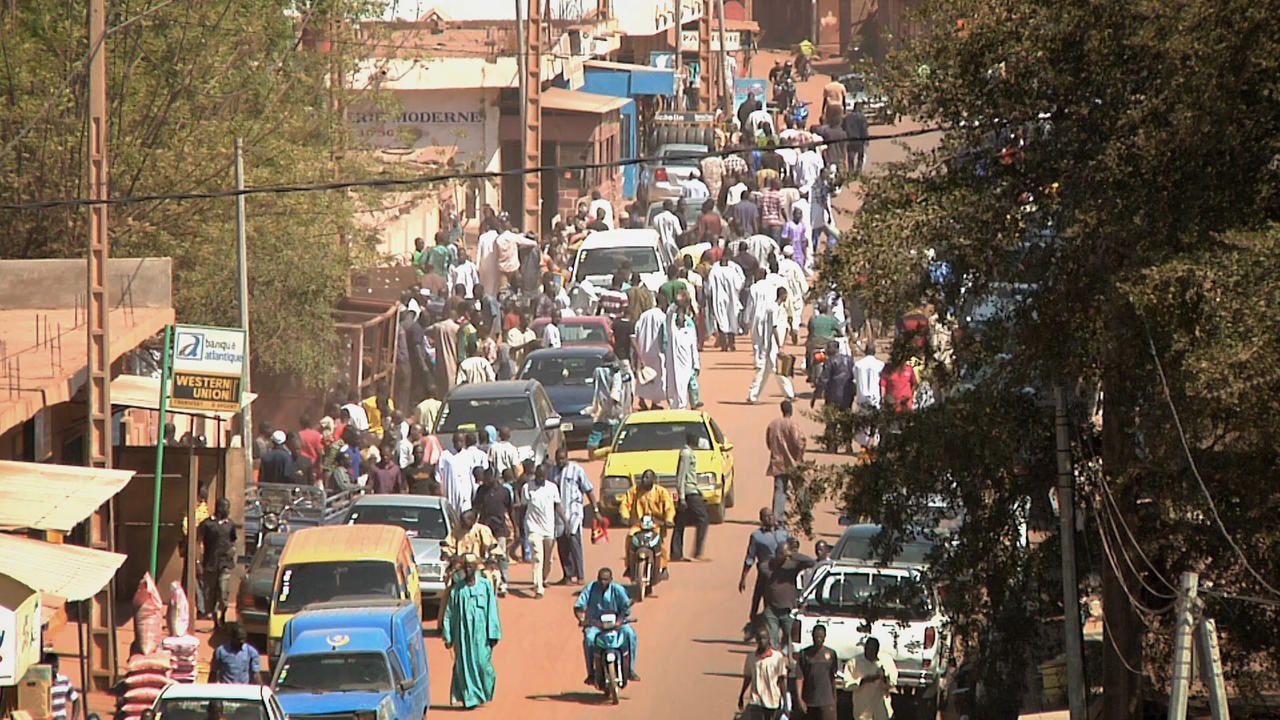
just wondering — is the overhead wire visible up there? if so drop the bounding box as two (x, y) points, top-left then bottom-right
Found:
(1094, 470), (1177, 595)
(0, 127), (943, 212)
(1142, 323), (1280, 599)
(1092, 506), (1175, 620)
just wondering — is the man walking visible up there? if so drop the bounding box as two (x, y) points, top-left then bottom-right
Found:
(738, 626), (789, 720)
(522, 464), (563, 598)
(443, 555), (501, 709)
(738, 508), (790, 637)
(209, 623), (261, 684)
(761, 539), (815, 649)
(46, 654), (79, 720)
(549, 448), (598, 585)
(474, 469), (516, 595)
(796, 625), (840, 720)
(765, 400), (807, 523)
(198, 497), (237, 627)
(633, 293), (670, 410)
(671, 432), (709, 561)
(854, 343), (886, 453)
(707, 255), (745, 351)
(747, 286), (796, 404)
(844, 637), (898, 720)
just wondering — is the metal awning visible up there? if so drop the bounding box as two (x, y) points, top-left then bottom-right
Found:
(0, 460), (135, 533)
(0, 535), (126, 602)
(112, 373), (256, 420)
(542, 87), (633, 115)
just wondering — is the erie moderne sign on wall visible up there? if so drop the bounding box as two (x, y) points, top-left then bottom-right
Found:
(169, 324), (246, 414)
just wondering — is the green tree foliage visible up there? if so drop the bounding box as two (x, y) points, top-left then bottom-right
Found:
(0, 0), (384, 385)
(806, 0), (1280, 713)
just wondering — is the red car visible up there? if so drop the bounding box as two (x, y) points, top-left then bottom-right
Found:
(531, 315), (615, 349)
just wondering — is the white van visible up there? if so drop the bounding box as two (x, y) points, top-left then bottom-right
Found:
(571, 229), (672, 297)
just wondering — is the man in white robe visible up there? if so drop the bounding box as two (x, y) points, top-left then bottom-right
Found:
(475, 226), (500, 293)
(632, 294), (670, 410)
(437, 433), (477, 515)
(706, 256), (745, 351)
(777, 246), (809, 342)
(663, 297), (701, 410)
(744, 233), (780, 268)
(747, 285), (796, 404)
(742, 268), (783, 332)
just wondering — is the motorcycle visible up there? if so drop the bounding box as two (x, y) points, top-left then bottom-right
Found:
(252, 493), (294, 554)
(628, 516), (665, 603)
(484, 542), (507, 597)
(789, 100), (811, 129)
(773, 76), (796, 114)
(586, 614), (634, 705)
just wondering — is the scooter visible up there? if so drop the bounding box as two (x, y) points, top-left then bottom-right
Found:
(587, 614), (635, 705)
(628, 516), (665, 602)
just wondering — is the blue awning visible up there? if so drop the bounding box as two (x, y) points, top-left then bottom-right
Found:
(583, 60), (676, 97)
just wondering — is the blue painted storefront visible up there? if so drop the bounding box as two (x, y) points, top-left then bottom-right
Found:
(582, 63), (676, 198)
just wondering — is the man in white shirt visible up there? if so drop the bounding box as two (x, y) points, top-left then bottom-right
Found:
(853, 343), (886, 452)
(340, 391), (370, 432)
(447, 248), (480, 298)
(747, 284), (796, 404)
(794, 145), (825, 194)
(475, 225), (500, 292)
(456, 346), (496, 386)
(487, 427), (522, 478)
(747, 107), (774, 139)
(726, 177), (749, 206)
(521, 464), (564, 598)
(588, 190), (614, 229)
(681, 168), (711, 206)
(842, 637), (898, 720)
(543, 311), (563, 349)
(650, 199), (684, 252)
(437, 433), (477, 515)
(738, 626), (789, 719)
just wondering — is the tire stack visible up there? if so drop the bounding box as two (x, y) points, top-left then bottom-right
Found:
(649, 124), (717, 151)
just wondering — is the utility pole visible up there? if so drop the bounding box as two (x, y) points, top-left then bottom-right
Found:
(234, 138), (254, 490)
(85, 0), (118, 690)
(1196, 618), (1230, 720)
(716, 0), (732, 115)
(1054, 385), (1087, 720)
(521, 0), (543, 236)
(673, 16), (685, 111)
(696, 0), (712, 112)
(1168, 572), (1199, 720)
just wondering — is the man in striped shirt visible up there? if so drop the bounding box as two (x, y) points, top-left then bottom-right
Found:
(596, 272), (630, 321)
(46, 653), (79, 720)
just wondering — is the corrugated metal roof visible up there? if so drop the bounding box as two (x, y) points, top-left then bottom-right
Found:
(542, 87), (633, 114)
(352, 57), (518, 90)
(0, 460), (134, 533)
(111, 374), (256, 420)
(0, 535), (126, 601)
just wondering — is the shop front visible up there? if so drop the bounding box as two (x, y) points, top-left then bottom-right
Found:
(582, 60), (677, 198)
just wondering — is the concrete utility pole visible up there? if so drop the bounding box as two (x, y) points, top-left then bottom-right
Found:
(234, 138), (254, 493)
(521, 0), (543, 236)
(697, 0), (712, 112)
(85, 0), (118, 690)
(1054, 385), (1087, 720)
(1196, 618), (1230, 720)
(1167, 571), (1199, 720)
(716, 0), (732, 115)
(673, 15), (685, 111)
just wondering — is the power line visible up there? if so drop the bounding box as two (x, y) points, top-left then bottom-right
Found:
(1143, 323), (1280, 599)
(0, 127), (942, 212)
(1095, 470), (1177, 595)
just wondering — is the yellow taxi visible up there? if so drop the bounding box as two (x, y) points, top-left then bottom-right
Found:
(597, 409), (736, 523)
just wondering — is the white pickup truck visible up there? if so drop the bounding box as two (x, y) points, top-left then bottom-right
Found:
(789, 552), (951, 715)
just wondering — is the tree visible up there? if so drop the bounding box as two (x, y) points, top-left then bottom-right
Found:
(0, 0), (387, 385)
(804, 0), (1280, 715)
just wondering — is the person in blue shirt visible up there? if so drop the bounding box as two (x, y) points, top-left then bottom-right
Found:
(209, 623), (261, 684)
(573, 567), (640, 683)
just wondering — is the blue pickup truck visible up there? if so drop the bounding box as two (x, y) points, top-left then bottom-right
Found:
(271, 599), (429, 720)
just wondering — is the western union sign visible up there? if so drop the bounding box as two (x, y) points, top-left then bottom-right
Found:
(171, 371), (242, 413)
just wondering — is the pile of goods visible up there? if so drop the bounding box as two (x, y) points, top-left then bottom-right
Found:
(117, 574), (202, 719)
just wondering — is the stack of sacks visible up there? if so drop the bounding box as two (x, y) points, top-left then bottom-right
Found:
(117, 652), (173, 720)
(162, 581), (199, 683)
(132, 573), (165, 655)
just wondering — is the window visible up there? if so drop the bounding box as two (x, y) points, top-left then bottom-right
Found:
(574, 247), (661, 279)
(805, 570), (931, 621)
(154, 699), (267, 720)
(348, 504), (449, 540)
(436, 397), (538, 432)
(614, 422), (711, 452)
(520, 355), (601, 387)
(275, 652), (393, 694)
(275, 561), (400, 612)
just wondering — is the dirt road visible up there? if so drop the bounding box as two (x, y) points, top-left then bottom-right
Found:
(424, 342), (843, 718)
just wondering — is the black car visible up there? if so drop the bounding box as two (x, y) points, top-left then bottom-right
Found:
(235, 531), (288, 641)
(518, 347), (614, 448)
(431, 379), (565, 466)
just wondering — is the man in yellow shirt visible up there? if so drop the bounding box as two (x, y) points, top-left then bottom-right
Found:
(440, 509), (499, 623)
(618, 470), (676, 573)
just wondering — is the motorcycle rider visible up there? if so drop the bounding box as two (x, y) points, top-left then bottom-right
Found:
(618, 469), (676, 580)
(574, 567), (641, 683)
(440, 510), (499, 620)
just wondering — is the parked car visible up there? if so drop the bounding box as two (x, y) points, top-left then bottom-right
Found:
(596, 409), (736, 523)
(151, 683), (287, 720)
(272, 599), (429, 720)
(343, 494), (454, 607)
(838, 72), (890, 124)
(638, 142), (710, 204)
(236, 531), (289, 642)
(530, 316), (614, 349)
(432, 379), (565, 467)
(519, 346), (615, 447)
(793, 523), (951, 717)
(570, 229), (671, 296)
